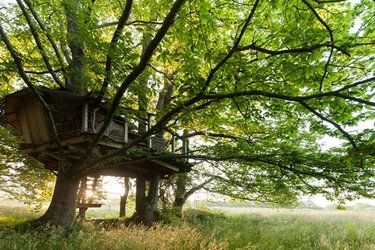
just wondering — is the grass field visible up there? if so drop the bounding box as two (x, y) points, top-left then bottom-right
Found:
(1, 205), (375, 249)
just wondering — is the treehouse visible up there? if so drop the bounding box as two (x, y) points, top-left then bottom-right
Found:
(3, 88), (191, 178)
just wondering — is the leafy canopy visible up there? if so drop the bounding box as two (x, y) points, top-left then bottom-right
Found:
(0, 0), (374, 204)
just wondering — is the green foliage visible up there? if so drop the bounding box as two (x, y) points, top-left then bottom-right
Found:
(0, 0), (374, 210)
(0, 125), (54, 210)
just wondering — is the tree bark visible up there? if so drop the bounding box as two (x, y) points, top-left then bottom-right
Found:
(38, 170), (80, 227)
(119, 177), (130, 218)
(144, 175), (160, 225)
(77, 176), (88, 219)
(173, 173), (188, 216)
(173, 174), (214, 216)
(135, 176), (146, 219)
(134, 175), (160, 224)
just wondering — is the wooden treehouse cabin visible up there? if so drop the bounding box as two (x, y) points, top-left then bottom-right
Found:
(2, 88), (191, 218)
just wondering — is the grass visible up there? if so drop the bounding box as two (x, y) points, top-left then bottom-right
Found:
(1, 205), (375, 249)
(184, 208), (375, 249)
(0, 205), (41, 226)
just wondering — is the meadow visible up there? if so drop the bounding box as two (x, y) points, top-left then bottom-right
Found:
(1, 204), (375, 249)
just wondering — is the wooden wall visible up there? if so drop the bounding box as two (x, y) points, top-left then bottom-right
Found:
(17, 95), (50, 144)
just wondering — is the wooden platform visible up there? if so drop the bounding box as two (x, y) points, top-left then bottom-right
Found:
(4, 88), (192, 178)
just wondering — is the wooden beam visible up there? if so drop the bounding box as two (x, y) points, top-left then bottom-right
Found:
(77, 203), (102, 208)
(124, 120), (128, 143)
(97, 140), (123, 149)
(171, 134), (175, 153)
(82, 102), (88, 132)
(136, 176), (146, 217)
(150, 159), (179, 172)
(20, 135), (89, 154)
(147, 114), (152, 148)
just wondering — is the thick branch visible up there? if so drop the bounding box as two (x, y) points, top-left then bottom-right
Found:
(83, 152), (343, 184)
(98, 0), (133, 100)
(23, 0), (67, 78)
(24, 69), (63, 75)
(79, 0), (187, 168)
(301, 0), (335, 91)
(237, 42), (349, 56)
(298, 101), (357, 148)
(184, 177), (215, 200)
(183, 131), (255, 143)
(0, 22), (62, 149)
(201, 0), (260, 93)
(16, 0), (64, 88)
(97, 20), (163, 29)
(88, 76), (373, 167)
(334, 94), (375, 106)
(313, 0), (346, 3)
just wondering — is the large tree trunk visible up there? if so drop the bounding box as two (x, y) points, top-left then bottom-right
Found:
(38, 170), (80, 227)
(173, 173), (188, 216)
(144, 175), (160, 225)
(135, 176), (146, 220)
(134, 175), (160, 225)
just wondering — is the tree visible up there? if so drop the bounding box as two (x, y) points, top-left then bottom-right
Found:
(0, 0), (374, 226)
(0, 115), (54, 210)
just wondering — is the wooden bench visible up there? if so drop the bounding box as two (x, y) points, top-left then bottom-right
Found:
(77, 203), (102, 208)
(77, 203), (102, 218)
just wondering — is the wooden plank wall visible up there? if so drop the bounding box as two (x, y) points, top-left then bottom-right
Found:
(18, 96), (50, 144)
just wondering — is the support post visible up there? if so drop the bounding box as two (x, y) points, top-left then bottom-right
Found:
(135, 176), (146, 218)
(185, 139), (189, 156)
(147, 114), (152, 148)
(124, 119), (128, 143)
(92, 108), (98, 133)
(171, 134), (175, 153)
(81, 102), (88, 132)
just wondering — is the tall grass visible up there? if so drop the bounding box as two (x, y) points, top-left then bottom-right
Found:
(2, 205), (375, 249)
(0, 205), (41, 226)
(184, 208), (375, 249)
(0, 223), (227, 250)
(0, 206), (226, 250)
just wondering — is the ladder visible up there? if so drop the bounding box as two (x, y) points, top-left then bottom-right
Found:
(77, 176), (102, 218)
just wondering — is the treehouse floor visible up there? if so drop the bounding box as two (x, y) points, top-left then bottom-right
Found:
(21, 133), (190, 178)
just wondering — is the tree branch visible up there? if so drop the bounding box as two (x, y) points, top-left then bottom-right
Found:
(313, 0), (346, 3)
(79, 0), (187, 169)
(298, 101), (357, 149)
(183, 131), (255, 143)
(98, 0), (133, 101)
(23, 0), (67, 78)
(16, 0), (65, 88)
(24, 69), (63, 75)
(184, 176), (215, 200)
(87, 75), (372, 168)
(148, 63), (174, 84)
(237, 42), (349, 56)
(97, 20), (163, 29)
(201, 0), (260, 93)
(0, 22), (62, 150)
(301, 0), (335, 92)
(334, 93), (375, 106)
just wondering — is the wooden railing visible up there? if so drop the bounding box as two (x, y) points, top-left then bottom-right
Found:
(79, 102), (189, 155)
